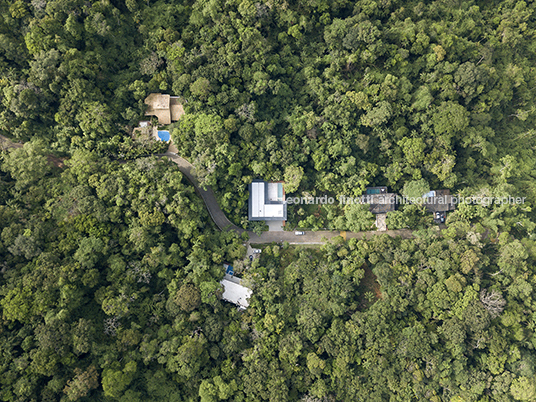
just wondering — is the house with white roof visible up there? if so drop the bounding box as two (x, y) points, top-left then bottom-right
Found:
(248, 180), (287, 221)
(220, 274), (252, 309)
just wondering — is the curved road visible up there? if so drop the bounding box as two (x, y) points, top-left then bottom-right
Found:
(0, 138), (412, 244)
(161, 152), (413, 244)
(0, 134), (22, 150)
(162, 152), (245, 233)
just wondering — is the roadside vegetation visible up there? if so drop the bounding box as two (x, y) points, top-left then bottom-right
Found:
(1, 0), (536, 401)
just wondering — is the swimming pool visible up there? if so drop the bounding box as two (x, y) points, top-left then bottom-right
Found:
(157, 131), (170, 141)
(366, 188), (381, 195)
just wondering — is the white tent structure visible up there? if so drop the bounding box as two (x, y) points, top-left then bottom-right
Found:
(220, 275), (252, 309)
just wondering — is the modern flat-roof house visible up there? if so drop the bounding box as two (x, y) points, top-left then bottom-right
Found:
(363, 187), (396, 214)
(144, 93), (185, 125)
(248, 180), (287, 221)
(422, 189), (456, 223)
(422, 189), (456, 212)
(220, 274), (252, 309)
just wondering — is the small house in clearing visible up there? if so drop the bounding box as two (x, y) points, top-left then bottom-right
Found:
(144, 93), (184, 125)
(422, 189), (456, 223)
(363, 187), (396, 214)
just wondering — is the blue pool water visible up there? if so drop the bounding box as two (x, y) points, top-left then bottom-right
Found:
(157, 131), (170, 141)
(366, 188), (381, 195)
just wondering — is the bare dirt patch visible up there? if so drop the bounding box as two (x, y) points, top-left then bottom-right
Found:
(357, 262), (382, 310)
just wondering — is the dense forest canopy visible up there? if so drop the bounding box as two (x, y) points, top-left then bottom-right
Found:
(2, 0), (536, 400)
(2, 0), (536, 224)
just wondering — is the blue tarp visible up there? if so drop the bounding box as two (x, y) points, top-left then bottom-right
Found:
(224, 264), (234, 275)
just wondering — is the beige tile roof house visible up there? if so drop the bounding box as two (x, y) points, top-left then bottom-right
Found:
(144, 93), (184, 125)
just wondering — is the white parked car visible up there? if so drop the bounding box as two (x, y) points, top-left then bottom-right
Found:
(252, 249), (262, 254)
(295, 231), (305, 235)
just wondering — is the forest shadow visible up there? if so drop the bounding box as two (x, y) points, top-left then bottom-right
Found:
(357, 262), (382, 310)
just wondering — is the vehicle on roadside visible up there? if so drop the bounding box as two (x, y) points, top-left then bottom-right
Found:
(435, 212), (446, 223)
(295, 231), (305, 235)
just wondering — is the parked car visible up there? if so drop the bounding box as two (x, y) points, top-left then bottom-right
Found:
(295, 231), (305, 235)
(252, 249), (262, 254)
(435, 211), (446, 223)
(249, 255), (253, 262)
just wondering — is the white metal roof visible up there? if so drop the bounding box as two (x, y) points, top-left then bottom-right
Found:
(250, 182), (285, 219)
(264, 204), (284, 217)
(250, 182), (265, 218)
(220, 278), (252, 308)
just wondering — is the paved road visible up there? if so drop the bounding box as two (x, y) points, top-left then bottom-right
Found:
(247, 230), (342, 244)
(162, 152), (413, 244)
(162, 152), (246, 233)
(1, 141), (412, 245)
(0, 134), (23, 150)
(247, 229), (413, 244)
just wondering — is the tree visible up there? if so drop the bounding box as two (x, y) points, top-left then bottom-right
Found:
(162, 335), (209, 378)
(306, 352), (326, 378)
(199, 380), (218, 402)
(463, 300), (491, 334)
(8, 233), (42, 259)
(190, 78), (211, 100)
(431, 101), (469, 139)
(63, 366), (99, 401)
(72, 318), (94, 355)
(173, 284), (201, 313)
(479, 289), (506, 318)
(361, 101), (392, 127)
(73, 236), (104, 269)
(102, 361), (137, 398)
(385, 210), (408, 229)
(2, 1), (536, 401)
(510, 377), (536, 401)
(283, 165), (304, 194)
(1, 141), (51, 190)
(454, 62), (484, 100)
(398, 136), (426, 166)
(344, 203), (374, 232)
(402, 179), (430, 200)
